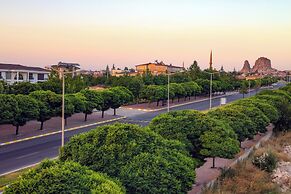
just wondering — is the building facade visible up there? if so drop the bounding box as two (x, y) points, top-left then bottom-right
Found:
(0, 63), (50, 84)
(136, 61), (184, 75)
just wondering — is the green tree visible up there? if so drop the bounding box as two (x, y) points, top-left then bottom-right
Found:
(13, 95), (39, 135)
(4, 160), (125, 194)
(127, 76), (144, 101)
(60, 123), (187, 177)
(109, 87), (133, 115)
(188, 60), (201, 80)
(98, 90), (113, 118)
(10, 82), (41, 95)
(199, 122), (240, 168)
(120, 149), (196, 194)
(141, 85), (166, 106)
(0, 94), (18, 124)
(29, 90), (61, 130)
(239, 81), (248, 98)
(208, 108), (254, 147)
(80, 89), (103, 121)
(0, 81), (4, 94)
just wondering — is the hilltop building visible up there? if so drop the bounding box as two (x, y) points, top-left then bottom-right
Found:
(49, 62), (81, 77)
(135, 61), (184, 75)
(0, 63), (50, 84)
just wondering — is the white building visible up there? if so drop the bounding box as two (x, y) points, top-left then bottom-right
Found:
(0, 63), (50, 84)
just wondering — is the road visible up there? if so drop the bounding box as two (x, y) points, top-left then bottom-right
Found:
(0, 83), (284, 176)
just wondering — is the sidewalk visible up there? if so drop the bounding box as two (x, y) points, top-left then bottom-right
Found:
(0, 112), (122, 144)
(124, 92), (236, 111)
(188, 125), (273, 194)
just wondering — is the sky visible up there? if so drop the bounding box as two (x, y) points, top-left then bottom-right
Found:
(0, 0), (290, 71)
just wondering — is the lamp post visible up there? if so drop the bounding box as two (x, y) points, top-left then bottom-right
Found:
(167, 73), (170, 112)
(58, 69), (81, 147)
(205, 71), (219, 110)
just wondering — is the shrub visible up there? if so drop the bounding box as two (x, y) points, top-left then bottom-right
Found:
(234, 98), (280, 123)
(120, 149), (197, 194)
(224, 104), (270, 133)
(149, 110), (226, 157)
(4, 160), (125, 194)
(60, 123), (188, 176)
(252, 151), (277, 172)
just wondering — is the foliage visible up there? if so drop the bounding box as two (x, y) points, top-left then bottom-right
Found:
(0, 81), (4, 93)
(252, 152), (277, 173)
(60, 123), (187, 177)
(12, 95), (39, 135)
(208, 107), (254, 144)
(199, 119), (240, 167)
(109, 87), (133, 115)
(29, 90), (61, 130)
(0, 94), (18, 124)
(80, 89), (102, 121)
(9, 82), (42, 95)
(120, 149), (197, 194)
(4, 160), (125, 194)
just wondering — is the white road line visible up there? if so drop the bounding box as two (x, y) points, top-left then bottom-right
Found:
(16, 151), (40, 160)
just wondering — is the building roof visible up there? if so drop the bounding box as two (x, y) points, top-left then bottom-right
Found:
(0, 63), (50, 72)
(135, 62), (184, 69)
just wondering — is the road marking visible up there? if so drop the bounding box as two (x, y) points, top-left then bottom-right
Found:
(0, 117), (126, 147)
(16, 151), (40, 160)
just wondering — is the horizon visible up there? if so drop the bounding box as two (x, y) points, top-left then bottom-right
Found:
(0, 0), (290, 71)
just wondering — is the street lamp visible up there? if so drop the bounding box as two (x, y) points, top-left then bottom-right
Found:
(204, 71), (220, 109)
(58, 69), (81, 147)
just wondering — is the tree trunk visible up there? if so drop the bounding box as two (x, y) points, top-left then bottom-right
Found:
(172, 98), (174, 103)
(184, 96), (187, 101)
(114, 108), (116, 116)
(189, 96), (191, 100)
(84, 113), (88, 122)
(102, 111), (104, 118)
(40, 121), (44, 130)
(212, 157), (216, 168)
(16, 125), (19, 135)
(178, 97), (180, 102)
(242, 94), (245, 98)
(156, 100), (159, 107)
(65, 118), (67, 126)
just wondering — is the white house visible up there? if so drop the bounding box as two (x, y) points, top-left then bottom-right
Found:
(0, 63), (50, 84)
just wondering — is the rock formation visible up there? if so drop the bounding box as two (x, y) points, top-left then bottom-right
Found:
(240, 60), (251, 74)
(251, 57), (276, 73)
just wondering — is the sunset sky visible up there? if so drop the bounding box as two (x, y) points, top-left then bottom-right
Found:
(0, 0), (290, 71)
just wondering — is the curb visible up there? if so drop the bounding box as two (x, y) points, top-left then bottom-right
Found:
(123, 92), (237, 112)
(0, 117), (126, 147)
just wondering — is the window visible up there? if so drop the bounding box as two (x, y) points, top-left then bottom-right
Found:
(6, 72), (11, 79)
(37, 73), (44, 80)
(29, 73), (34, 80)
(18, 74), (23, 80)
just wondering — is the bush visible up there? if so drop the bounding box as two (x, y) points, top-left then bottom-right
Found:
(120, 149), (196, 194)
(60, 123), (188, 176)
(4, 160), (125, 194)
(149, 110), (221, 157)
(224, 104), (270, 133)
(252, 152), (277, 172)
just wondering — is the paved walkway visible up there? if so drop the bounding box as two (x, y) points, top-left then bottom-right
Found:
(188, 126), (273, 194)
(0, 112), (121, 144)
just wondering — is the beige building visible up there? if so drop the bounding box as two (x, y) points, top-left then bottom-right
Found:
(136, 61), (184, 75)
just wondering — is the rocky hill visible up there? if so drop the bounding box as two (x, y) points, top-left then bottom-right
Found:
(240, 60), (251, 74)
(251, 57), (276, 73)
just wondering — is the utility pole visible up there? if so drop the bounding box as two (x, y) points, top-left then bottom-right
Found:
(248, 79), (251, 97)
(61, 69), (65, 147)
(209, 73), (213, 109)
(167, 73), (170, 112)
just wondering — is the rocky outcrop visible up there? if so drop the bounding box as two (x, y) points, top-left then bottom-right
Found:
(251, 57), (276, 73)
(240, 60), (251, 74)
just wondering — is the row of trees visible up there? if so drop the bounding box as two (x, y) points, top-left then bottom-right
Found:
(0, 87), (133, 135)
(4, 84), (291, 193)
(140, 81), (202, 106)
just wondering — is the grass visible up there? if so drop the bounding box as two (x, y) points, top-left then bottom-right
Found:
(0, 166), (36, 191)
(202, 131), (291, 194)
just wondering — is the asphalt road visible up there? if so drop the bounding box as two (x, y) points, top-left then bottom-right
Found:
(0, 83), (284, 175)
